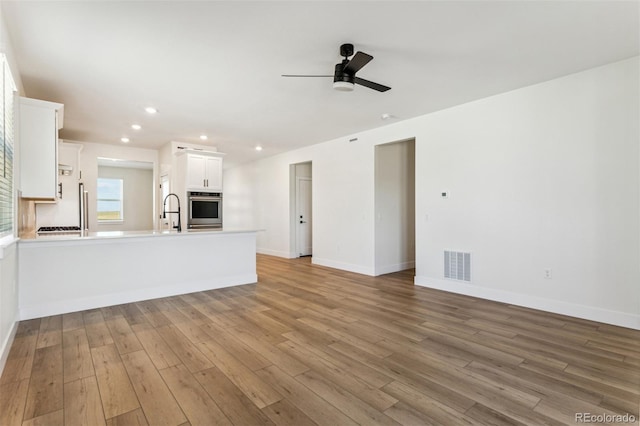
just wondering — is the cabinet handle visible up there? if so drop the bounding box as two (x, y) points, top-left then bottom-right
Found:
(58, 182), (63, 198)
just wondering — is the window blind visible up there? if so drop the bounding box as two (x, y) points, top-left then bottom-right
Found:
(0, 55), (16, 236)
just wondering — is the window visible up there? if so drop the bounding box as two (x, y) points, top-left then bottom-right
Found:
(97, 178), (124, 221)
(0, 54), (16, 237)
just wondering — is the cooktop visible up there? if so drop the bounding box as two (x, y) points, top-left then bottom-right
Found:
(37, 226), (82, 234)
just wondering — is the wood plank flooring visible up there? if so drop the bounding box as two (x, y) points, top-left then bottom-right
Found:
(1, 254), (639, 425)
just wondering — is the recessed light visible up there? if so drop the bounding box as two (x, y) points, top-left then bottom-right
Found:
(200, 135), (208, 140)
(131, 124), (142, 130)
(145, 107), (158, 114)
(255, 146), (263, 151)
(121, 137), (130, 143)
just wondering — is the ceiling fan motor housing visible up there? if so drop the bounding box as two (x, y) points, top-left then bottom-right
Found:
(334, 62), (355, 84)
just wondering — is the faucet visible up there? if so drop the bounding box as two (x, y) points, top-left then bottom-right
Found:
(162, 193), (182, 232)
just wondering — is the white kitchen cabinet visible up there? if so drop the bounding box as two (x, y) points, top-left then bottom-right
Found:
(19, 97), (64, 201)
(185, 153), (223, 191)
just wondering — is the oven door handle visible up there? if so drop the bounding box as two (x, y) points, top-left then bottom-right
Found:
(190, 197), (221, 201)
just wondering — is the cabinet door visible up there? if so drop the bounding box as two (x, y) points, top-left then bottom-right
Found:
(186, 155), (207, 189)
(204, 156), (223, 191)
(20, 104), (58, 199)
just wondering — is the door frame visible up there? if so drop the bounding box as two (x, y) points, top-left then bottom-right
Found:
(289, 162), (313, 258)
(295, 176), (312, 257)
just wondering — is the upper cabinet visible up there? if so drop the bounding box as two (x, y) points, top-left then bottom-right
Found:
(19, 97), (64, 201)
(181, 152), (224, 192)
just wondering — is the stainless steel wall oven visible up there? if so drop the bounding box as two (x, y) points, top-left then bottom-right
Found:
(188, 191), (222, 229)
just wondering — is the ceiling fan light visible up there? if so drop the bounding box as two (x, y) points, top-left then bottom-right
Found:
(333, 81), (354, 91)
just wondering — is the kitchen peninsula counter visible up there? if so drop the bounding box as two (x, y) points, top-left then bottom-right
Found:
(18, 229), (259, 320)
(20, 228), (259, 243)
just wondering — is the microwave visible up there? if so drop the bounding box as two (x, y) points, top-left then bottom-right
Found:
(188, 192), (222, 229)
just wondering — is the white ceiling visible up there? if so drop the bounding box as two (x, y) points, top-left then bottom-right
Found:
(3, 1), (638, 168)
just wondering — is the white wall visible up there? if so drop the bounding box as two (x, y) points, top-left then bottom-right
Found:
(224, 162), (259, 231)
(414, 57), (639, 329)
(225, 137), (386, 272)
(0, 242), (17, 374)
(0, 4), (23, 94)
(77, 141), (159, 232)
(374, 140), (415, 275)
(97, 166), (154, 232)
(0, 4), (23, 375)
(224, 57), (639, 329)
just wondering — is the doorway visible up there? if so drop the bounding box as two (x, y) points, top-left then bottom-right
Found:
(374, 139), (416, 275)
(290, 162), (312, 258)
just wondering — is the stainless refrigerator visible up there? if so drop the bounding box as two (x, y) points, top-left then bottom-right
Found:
(79, 182), (89, 231)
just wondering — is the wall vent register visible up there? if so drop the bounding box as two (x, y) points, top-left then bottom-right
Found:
(444, 250), (471, 282)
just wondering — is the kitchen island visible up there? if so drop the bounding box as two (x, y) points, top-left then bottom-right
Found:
(18, 229), (258, 320)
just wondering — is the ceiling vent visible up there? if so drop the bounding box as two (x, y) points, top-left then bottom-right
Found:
(444, 250), (471, 282)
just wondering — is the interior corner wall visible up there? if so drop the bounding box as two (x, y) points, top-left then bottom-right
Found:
(374, 140), (415, 275)
(414, 57), (639, 329)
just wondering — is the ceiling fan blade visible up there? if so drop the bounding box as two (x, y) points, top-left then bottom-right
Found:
(281, 74), (333, 77)
(344, 51), (373, 75)
(354, 77), (391, 92)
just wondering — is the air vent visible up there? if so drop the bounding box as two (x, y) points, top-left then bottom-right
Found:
(444, 250), (471, 282)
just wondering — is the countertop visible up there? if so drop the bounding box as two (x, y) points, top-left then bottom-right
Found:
(19, 228), (260, 243)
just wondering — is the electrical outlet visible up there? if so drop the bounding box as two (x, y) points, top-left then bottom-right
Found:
(544, 268), (552, 279)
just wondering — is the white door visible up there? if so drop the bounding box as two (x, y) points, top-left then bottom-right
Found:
(296, 177), (312, 256)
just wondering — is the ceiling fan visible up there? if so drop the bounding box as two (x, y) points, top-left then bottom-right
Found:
(282, 43), (391, 92)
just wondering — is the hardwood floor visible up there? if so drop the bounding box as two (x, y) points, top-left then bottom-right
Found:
(1, 254), (639, 425)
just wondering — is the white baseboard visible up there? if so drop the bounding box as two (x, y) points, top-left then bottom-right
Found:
(0, 319), (18, 378)
(414, 276), (640, 330)
(312, 257), (374, 276)
(257, 248), (296, 258)
(375, 261), (415, 276)
(19, 274), (258, 321)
